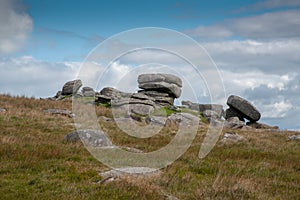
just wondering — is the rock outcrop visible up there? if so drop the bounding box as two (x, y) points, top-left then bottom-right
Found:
(96, 74), (183, 117)
(138, 74), (182, 106)
(61, 79), (82, 95)
(181, 100), (224, 119)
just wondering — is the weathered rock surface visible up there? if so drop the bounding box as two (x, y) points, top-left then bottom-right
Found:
(96, 87), (132, 104)
(181, 100), (224, 118)
(61, 79), (82, 95)
(99, 167), (161, 183)
(139, 82), (181, 98)
(224, 117), (245, 129)
(43, 109), (74, 118)
(220, 132), (246, 144)
(82, 86), (95, 97)
(64, 129), (113, 147)
(0, 108), (6, 113)
(225, 107), (245, 121)
(130, 104), (155, 116)
(138, 90), (174, 106)
(138, 73), (182, 87)
(203, 110), (219, 121)
(138, 74), (182, 102)
(168, 113), (199, 126)
(227, 95), (261, 122)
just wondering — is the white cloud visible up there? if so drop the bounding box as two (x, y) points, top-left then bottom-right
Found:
(0, 0), (33, 54)
(0, 56), (80, 97)
(262, 100), (293, 118)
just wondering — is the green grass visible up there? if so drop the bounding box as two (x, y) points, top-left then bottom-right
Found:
(0, 94), (299, 199)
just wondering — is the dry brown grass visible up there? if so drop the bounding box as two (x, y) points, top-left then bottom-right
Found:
(0, 94), (300, 199)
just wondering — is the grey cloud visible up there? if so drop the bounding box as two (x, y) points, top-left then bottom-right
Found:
(186, 9), (300, 40)
(204, 39), (300, 74)
(238, 0), (300, 12)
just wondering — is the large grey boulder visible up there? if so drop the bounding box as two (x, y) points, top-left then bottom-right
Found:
(227, 95), (261, 122)
(225, 107), (245, 121)
(130, 104), (154, 116)
(138, 73), (182, 87)
(96, 87), (131, 103)
(99, 87), (131, 99)
(61, 79), (82, 95)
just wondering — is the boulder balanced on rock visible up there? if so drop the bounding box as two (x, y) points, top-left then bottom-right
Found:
(227, 95), (261, 122)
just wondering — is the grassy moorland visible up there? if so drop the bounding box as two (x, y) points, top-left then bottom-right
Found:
(0, 94), (299, 199)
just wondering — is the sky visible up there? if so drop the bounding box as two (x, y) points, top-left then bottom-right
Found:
(0, 0), (299, 130)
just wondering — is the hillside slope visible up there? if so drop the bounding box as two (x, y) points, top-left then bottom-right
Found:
(0, 95), (299, 199)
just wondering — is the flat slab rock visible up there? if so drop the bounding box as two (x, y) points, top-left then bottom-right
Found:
(43, 109), (74, 118)
(138, 82), (182, 98)
(220, 132), (246, 144)
(227, 95), (261, 122)
(138, 73), (182, 87)
(100, 167), (161, 180)
(64, 129), (113, 147)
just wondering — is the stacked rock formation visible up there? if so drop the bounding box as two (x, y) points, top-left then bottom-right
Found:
(96, 73), (183, 116)
(137, 73), (182, 107)
(225, 95), (261, 122)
